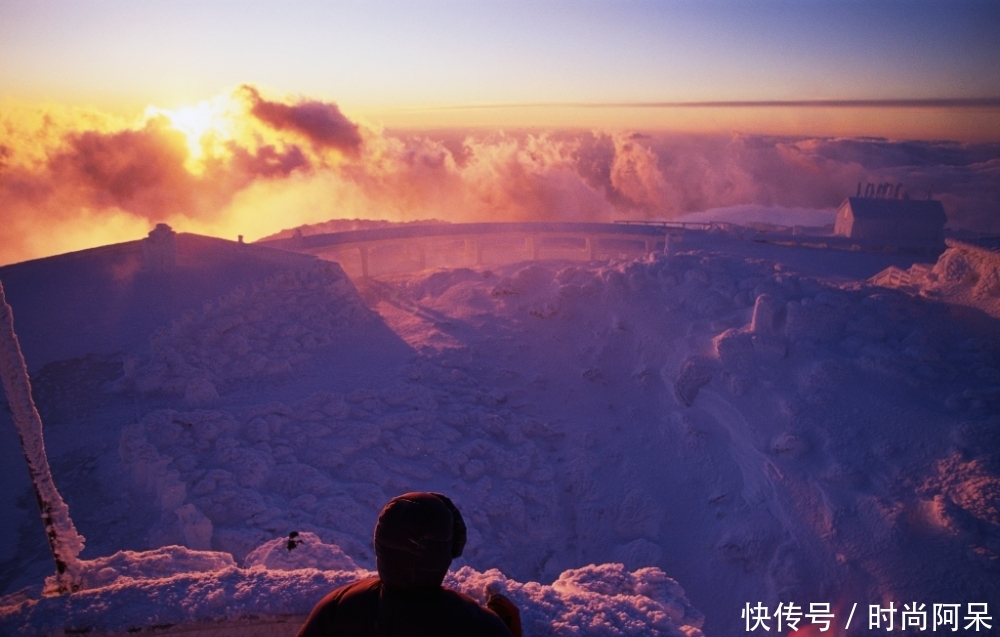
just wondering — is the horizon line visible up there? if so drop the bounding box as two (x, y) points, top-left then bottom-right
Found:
(402, 98), (1000, 112)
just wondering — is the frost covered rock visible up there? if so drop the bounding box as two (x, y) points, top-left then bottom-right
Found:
(673, 358), (714, 407)
(184, 377), (219, 406)
(750, 293), (785, 334)
(613, 539), (664, 572)
(769, 433), (808, 457)
(176, 504), (214, 550)
(784, 298), (844, 343)
(244, 532), (359, 571)
(920, 240), (1000, 318)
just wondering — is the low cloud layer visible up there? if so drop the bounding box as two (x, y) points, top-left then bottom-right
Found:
(1, 86), (997, 265)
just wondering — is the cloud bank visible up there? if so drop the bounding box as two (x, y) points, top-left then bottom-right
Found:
(1, 86), (997, 264)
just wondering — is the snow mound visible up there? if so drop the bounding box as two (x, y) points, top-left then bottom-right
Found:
(244, 532), (359, 572)
(2, 561), (703, 637)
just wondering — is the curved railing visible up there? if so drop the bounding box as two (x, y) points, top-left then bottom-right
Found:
(258, 222), (681, 278)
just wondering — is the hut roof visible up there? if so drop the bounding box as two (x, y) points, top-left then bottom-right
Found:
(844, 197), (946, 223)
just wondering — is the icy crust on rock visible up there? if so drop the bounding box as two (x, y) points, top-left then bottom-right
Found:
(2, 548), (703, 637)
(129, 263), (374, 399)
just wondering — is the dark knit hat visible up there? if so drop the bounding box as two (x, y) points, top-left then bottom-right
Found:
(373, 492), (467, 590)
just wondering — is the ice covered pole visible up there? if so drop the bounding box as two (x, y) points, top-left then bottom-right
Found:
(0, 280), (84, 593)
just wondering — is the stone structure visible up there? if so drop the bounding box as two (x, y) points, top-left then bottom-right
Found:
(142, 223), (178, 271)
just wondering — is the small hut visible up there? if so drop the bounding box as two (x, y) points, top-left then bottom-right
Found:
(834, 183), (945, 242)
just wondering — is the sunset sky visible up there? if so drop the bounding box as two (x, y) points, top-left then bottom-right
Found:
(3, 0), (999, 134)
(1, 1), (998, 265)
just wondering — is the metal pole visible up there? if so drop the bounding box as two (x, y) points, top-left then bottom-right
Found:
(0, 281), (84, 594)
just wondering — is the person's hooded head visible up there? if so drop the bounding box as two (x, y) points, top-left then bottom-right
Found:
(373, 492), (467, 590)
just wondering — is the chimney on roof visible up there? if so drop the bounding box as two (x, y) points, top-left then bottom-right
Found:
(142, 223), (177, 271)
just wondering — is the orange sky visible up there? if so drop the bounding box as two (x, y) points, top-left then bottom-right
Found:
(1, 2), (998, 265)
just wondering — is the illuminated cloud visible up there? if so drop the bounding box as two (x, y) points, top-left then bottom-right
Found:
(0, 87), (998, 266)
(239, 85), (362, 156)
(50, 118), (197, 219)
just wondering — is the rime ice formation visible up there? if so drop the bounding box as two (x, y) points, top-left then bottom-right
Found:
(1, 225), (999, 636)
(0, 282), (85, 593)
(923, 239), (1000, 317)
(1, 551), (703, 637)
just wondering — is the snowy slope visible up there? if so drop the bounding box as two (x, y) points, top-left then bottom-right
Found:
(0, 233), (319, 371)
(2, 227), (999, 636)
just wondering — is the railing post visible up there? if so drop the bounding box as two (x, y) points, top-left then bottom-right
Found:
(359, 246), (370, 278)
(586, 237), (597, 262)
(417, 241), (427, 270)
(526, 236), (539, 260)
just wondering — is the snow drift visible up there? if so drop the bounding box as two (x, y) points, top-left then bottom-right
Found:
(1, 546), (704, 637)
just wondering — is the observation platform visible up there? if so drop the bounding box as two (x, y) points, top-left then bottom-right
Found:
(257, 222), (680, 278)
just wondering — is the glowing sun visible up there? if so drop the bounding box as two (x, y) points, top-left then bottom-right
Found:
(145, 97), (236, 172)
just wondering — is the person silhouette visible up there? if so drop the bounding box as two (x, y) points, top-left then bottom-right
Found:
(296, 492), (521, 637)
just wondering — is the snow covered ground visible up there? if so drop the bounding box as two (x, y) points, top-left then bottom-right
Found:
(1, 222), (999, 636)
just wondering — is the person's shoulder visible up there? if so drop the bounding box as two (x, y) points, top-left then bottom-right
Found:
(313, 576), (380, 607)
(337, 577), (381, 598)
(296, 577), (381, 637)
(438, 587), (514, 636)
